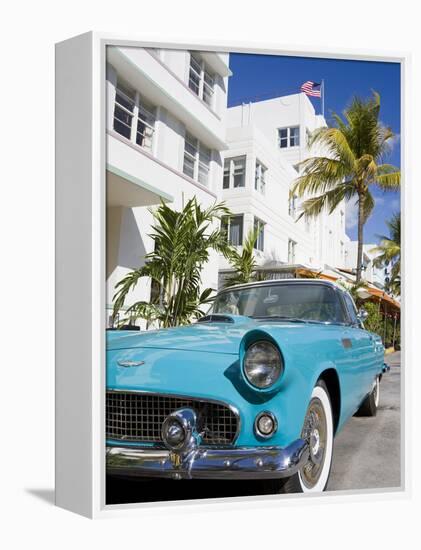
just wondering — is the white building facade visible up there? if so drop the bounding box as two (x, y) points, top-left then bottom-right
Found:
(106, 47), (231, 326)
(343, 241), (390, 288)
(218, 94), (350, 282)
(106, 50), (388, 327)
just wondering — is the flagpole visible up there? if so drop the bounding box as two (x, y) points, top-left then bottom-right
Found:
(321, 79), (325, 118)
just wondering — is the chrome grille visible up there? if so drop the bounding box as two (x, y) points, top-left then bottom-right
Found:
(106, 391), (238, 445)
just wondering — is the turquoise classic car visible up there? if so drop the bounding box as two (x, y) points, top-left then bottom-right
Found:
(106, 279), (386, 493)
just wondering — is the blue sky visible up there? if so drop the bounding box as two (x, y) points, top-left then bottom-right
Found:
(227, 54), (401, 244)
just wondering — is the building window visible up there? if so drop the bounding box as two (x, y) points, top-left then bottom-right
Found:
(340, 210), (345, 231)
(221, 215), (243, 246)
(289, 194), (298, 217)
(188, 53), (215, 108)
(288, 239), (297, 263)
(183, 132), (211, 186)
(254, 217), (265, 252)
(340, 241), (344, 263)
(223, 156), (246, 189)
(305, 216), (311, 233)
(255, 160), (267, 194)
(278, 126), (300, 148)
(113, 78), (155, 151)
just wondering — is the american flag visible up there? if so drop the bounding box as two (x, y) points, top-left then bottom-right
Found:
(300, 81), (322, 97)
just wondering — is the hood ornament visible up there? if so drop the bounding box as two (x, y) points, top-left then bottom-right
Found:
(117, 360), (145, 368)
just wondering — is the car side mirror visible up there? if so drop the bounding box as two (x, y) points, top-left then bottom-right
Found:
(357, 307), (368, 322)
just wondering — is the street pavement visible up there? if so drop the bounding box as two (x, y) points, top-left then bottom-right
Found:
(329, 351), (401, 491)
(107, 352), (401, 504)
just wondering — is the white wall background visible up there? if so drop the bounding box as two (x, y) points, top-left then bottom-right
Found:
(0, 0), (418, 547)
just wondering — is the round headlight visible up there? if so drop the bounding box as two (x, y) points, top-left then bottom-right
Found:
(244, 341), (283, 389)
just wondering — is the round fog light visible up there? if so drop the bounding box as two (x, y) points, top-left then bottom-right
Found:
(255, 412), (277, 438)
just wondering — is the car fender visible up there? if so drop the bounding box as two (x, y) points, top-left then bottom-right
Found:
(237, 325), (344, 446)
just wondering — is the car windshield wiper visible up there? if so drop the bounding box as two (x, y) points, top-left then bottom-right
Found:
(252, 315), (308, 323)
(252, 316), (326, 324)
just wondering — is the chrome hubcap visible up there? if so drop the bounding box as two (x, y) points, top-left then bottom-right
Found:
(310, 429), (321, 457)
(301, 398), (327, 488)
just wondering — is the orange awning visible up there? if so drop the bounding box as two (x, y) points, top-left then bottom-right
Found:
(365, 287), (401, 311)
(295, 267), (400, 312)
(295, 268), (338, 282)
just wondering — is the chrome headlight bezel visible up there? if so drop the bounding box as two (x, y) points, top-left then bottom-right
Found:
(243, 340), (284, 390)
(254, 411), (278, 438)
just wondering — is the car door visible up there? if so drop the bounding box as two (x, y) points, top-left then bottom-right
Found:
(341, 292), (376, 411)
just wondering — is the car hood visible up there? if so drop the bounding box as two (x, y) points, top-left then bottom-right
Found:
(106, 315), (329, 355)
(107, 316), (254, 355)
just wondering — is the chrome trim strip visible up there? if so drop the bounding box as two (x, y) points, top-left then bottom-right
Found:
(106, 439), (309, 480)
(117, 360), (145, 367)
(106, 389), (242, 445)
(218, 278), (341, 293)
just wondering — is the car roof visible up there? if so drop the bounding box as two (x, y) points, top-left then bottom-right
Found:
(218, 278), (346, 294)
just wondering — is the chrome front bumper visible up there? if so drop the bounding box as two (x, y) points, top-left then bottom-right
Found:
(106, 439), (309, 480)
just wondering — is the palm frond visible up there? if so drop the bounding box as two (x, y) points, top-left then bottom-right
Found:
(112, 267), (148, 317)
(376, 171), (401, 189)
(225, 227), (259, 287)
(297, 183), (357, 220)
(293, 157), (351, 197)
(307, 127), (356, 170)
(117, 301), (163, 327)
(371, 213), (400, 275)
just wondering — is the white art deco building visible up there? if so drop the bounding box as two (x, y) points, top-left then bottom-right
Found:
(105, 48), (389, 327)
(105, 47), (231, 326)
(218, 93), (350, 283)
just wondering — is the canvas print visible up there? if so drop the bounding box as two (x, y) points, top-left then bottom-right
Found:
(105, 46), (401, 504)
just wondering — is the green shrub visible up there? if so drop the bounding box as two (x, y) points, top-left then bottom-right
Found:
(363, 301), (383, 335)
(363, 301), (400, 347)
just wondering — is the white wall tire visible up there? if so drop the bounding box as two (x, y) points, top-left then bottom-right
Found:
(277, 381), (334, 494)
(297, 383), (334, 493)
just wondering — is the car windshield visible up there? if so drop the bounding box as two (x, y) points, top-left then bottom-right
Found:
(211, 283), (346, 324)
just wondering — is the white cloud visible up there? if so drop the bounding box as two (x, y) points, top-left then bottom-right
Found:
(345, 194), (398, 232)
(388, 133), (400, 152)
(379, 122), (400, 153)
(345, 198), (359, 230)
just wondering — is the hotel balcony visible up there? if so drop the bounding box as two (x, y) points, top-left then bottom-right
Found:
(107, 130), (219, 209)
(107, 47), (227, 151)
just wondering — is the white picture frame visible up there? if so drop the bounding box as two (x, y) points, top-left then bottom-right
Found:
(55, 32), (408, 518)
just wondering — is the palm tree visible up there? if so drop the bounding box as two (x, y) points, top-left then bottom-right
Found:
(389, 274), (401, 296)
(224, 227), (260, 287)
(292, 92), (400, 282)
(371, 212), (401, 295)
(113, 198), (232, 328)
